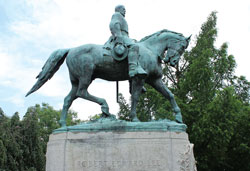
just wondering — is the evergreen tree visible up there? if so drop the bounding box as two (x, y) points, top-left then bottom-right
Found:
(226, 104), (250, 170)
(0, 108), (8, 170)
(22, 103), (81, 170)
(191, 87), (241, 170)
(10, 112), (25, 171)
(33, 103), (80, 148)
(0, 104), (81, 171)
(0, 111), (24, 171)
(22, 108), (45, 171)
(0, 139), (7, 168)
(117, 93), (131, 121)
(175, 12), (236, 111)
(233, 76), (250, 103)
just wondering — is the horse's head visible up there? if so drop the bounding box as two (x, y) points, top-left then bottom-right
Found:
(164, 35), (191, 67)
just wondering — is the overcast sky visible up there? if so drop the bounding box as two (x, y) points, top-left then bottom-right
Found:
(0, 0), (249, 120)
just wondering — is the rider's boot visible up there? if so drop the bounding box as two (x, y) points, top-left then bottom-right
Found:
(128, 45), (147, 78)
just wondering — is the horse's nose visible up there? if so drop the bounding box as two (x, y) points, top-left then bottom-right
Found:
(170, 59), (177, 67)
(172, 60), (177, 65)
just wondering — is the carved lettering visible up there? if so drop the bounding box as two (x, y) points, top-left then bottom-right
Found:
(77, 160), (162, 168)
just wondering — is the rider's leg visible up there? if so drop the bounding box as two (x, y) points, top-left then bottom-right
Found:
(128, 45), (147, 94)
(128, 45), (147, 78)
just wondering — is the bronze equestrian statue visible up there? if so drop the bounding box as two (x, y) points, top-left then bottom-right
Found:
(26, 5), (191, 127)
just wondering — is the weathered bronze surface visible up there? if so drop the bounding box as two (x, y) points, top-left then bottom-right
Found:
(26, 5), (190, 127)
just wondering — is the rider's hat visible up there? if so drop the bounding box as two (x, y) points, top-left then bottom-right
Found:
(112, 42), (128, 61)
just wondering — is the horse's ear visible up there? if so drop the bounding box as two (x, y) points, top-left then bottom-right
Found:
(186, 35), (192, 43)
(185, 35), (192, 48)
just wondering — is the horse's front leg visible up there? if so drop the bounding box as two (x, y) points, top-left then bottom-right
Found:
(149, 78), (183, 123)
(130, 77), (145, 122)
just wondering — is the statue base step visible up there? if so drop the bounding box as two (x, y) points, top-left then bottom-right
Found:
(46, 130), (196, 171)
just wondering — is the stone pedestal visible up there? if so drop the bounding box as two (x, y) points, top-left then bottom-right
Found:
(46, 130), (196, 171)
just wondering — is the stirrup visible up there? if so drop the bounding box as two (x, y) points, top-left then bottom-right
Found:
(129, 66), (147, 78)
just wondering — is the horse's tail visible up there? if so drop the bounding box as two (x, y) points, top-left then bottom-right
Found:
(25, 49), (69, 97)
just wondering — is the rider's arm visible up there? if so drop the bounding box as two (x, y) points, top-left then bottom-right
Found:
(109, 13), (123, 39)
(112, 23), (122, 37)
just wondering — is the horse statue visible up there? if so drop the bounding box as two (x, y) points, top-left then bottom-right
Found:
(26, 29), (190, 127)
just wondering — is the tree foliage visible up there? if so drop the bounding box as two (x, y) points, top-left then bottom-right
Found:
(0, 104), (80, 171)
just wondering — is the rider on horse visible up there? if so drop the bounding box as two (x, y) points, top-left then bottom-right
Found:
(109, 5), (147, 78)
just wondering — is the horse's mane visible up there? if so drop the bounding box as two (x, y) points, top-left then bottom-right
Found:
(139, 29), (184, 42)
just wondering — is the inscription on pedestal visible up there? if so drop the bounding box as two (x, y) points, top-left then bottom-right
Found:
(77, 160), (161, 169)
(68, 138), (169, 171)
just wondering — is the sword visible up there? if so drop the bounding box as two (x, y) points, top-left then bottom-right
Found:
(116, 81), (119, 103)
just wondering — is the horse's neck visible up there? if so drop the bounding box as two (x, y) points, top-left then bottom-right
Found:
(141, 32), (169, 57)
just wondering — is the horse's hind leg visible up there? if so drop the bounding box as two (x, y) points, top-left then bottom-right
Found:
(59, 82), (78, 127)
(149, 78), (183, 123)
(77, 77), (110, 117)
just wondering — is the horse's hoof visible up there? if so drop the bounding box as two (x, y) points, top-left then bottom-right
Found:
(175, 114), (183, 123)
(109, 114), (116, 119)
(132, 117), (140, 122)
(101, 112), (111, 118)
(59, 120), (66, 127)
(101, 106), (109, 115)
